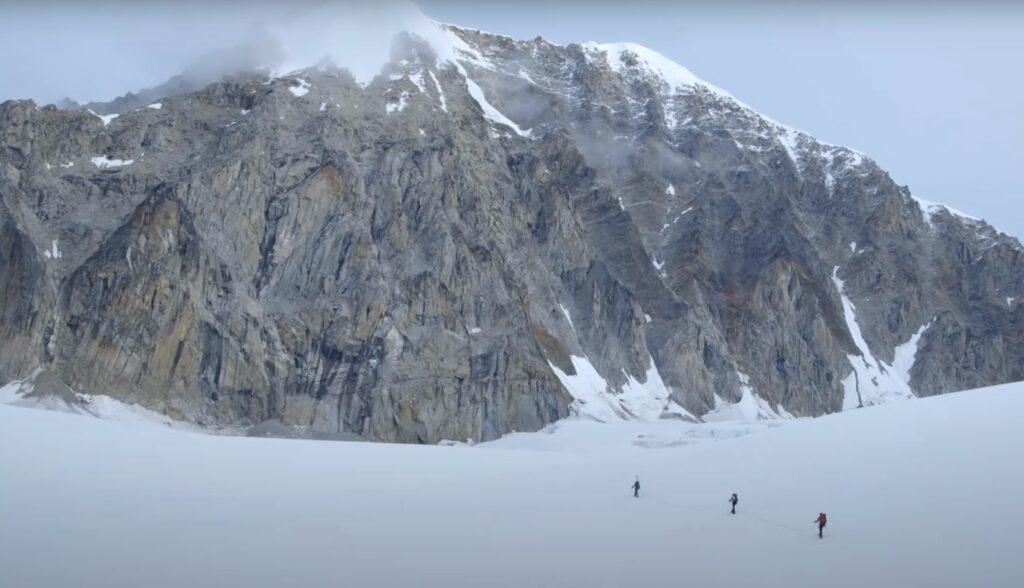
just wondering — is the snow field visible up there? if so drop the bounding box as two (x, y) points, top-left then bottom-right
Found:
(1, 381), (1021, 587)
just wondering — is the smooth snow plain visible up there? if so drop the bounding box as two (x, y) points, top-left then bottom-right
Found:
(1, 382), (1021, 588)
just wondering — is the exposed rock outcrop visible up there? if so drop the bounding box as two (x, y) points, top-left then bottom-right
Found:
(0, 22), (1020, 441)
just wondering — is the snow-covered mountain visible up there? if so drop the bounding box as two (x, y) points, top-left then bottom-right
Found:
(1, 381), (1020, 587)
(0, 11), (1021, 442)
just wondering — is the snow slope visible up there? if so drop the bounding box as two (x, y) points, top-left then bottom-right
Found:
(2, 381), (1021, 588)
(0, 372), (233, 433)
(548, 354), (693, 422)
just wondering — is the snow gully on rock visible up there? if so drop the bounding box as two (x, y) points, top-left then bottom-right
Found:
(0, 14), (1020, 443)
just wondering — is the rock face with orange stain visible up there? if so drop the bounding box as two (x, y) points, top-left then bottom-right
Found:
(0, 26), (1020, 441)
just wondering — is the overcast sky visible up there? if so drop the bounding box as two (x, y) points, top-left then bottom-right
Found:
(1, 1), (1021, 239)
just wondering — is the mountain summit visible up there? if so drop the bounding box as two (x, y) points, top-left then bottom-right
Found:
(0, 16), (1020, 442)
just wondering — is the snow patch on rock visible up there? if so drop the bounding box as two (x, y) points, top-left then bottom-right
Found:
(777, 127), (802, 173)
(912, 194), (982, 229)
(465, 78), (530, 136)
(288, 78), (311, 97)
(386, 91), (410, 114)
(892, 321), (933, 386)
(42, 239), (62, 260)
(703, 371), (795, 422)
(559, 304), (575, 331)
(619, 357), (693, 421)
(832, 267), (917, 409)
(549, 356), (620, 422)
(91, 156), (134, 169)
(582, 42), (728, 98)
(429, 71), (448, 112)
(549, 355), (691, 423)
(88, 110), (119, 125)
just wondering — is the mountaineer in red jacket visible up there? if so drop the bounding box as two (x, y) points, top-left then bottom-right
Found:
(815, 513), (827, 538)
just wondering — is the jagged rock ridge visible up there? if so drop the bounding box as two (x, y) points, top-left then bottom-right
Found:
(0, 19), (1021, 442)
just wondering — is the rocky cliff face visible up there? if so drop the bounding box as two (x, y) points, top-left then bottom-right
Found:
(1, 22), (1021, 442)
